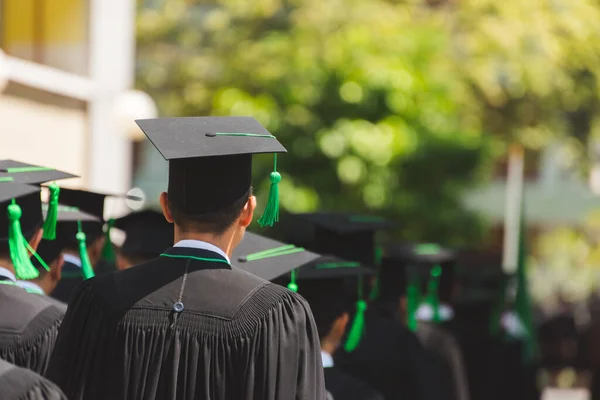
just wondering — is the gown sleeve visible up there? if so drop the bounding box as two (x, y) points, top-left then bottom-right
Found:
(22, 378), (69, 400)
(45, 279), (108, 398)
(250, 286), (327, 400)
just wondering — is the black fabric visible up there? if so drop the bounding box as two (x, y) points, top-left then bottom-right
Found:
(314, 228), (376, 266)
(445, 304), (539, 400)
(0, 188), (43, 245)
(135, 116), (286, 160)
(114, 209), (173, 259)
(416, 322), (469, 400)
(334, 308), (439, 400)
(324, 367), (384, 400)
(50, 261), (83, 303)
(0, 358), (67, 400)
(377, 257), (409, 302)
(47, 246), (326, 400)
(297, 279), (352, 339)
(58, 188), (107, 221)
(0, 284), (65, 375)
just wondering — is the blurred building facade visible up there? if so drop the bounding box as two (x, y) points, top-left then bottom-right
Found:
(0, 0), (156, 216)
(463, 144), (600, 252)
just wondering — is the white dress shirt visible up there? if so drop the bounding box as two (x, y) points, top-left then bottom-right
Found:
(0, 266), (17, 283)
(173, 239), (231, 264)
(415, 303), (454, 322)
(321, 350), (334, 368)
(63, 253), (82, 268)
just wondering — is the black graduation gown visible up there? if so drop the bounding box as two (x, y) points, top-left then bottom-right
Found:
(324, 367), (384, 400)
(0, 283), (66, 375)
(416, 322), (469, 400)
(50, 260), (83, 303)
(0, 358), (67, 400)
(47, 246), (327, 400)
(334, 308), (439, 400)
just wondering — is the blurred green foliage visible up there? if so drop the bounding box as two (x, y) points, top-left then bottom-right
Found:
(530, 210), (600, 306)
(136, 0), (600, 246)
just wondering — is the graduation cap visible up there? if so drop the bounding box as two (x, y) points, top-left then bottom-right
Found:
(0, 182), (44, 280)
(377, 243), (457, 330)
(113, 209), (173, 260)
(0, 160), (79, 241)
(135, 117), (287, 227)
(295, 256), (375, 353)
(31, 204), (100, 279)
(284, 212), (394, 266)
(233, 231), (373, 351)
(57, 188), (138, 263)
(233, 231), (321, 281)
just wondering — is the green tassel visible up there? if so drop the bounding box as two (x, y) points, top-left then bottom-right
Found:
(257, 154), (281, 228)
(7, 201), (39, 280)
(344, 300), (367, 352)
(42, 183), (60, 240)
(425, 265), (442, 324)
(287, 269), (298, 292)
(77, 221), (95, 280)
(101, 218), (116, 263)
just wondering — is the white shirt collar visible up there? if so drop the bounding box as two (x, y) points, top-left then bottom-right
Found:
(173, 240), (231, 264)
(321, 350), (334, 368)
(501, 311), (527, 338)
(415, 303), (454, 322)
(17, 280), (45, 295)
(63, 254), (82, 268)
(0, 267), (17, 283)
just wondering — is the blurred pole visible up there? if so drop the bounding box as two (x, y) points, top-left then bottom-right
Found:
(503, 144), (524, 274)
(87, 0), (136, 217)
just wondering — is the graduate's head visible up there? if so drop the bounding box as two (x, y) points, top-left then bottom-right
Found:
(136, 116), (287, 253)
(57, 188), (115, 269)
(30, 237), (65, 294)
(114, 209), (174, 270)
(160, 182), (255, 246)
(297, 279), (351, 354)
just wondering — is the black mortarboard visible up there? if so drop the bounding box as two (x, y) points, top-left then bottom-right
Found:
(377, 243), (457, 329)
(32, 204), (100, 270)
(0, 182), (43, 280)
(135, 117), (287, 227)
(233, 231), (321, 281)
(114, 209), (173, 259)
(57, 188), (109, 221)
(293, 255), (375, 352)
(284, 212), (393, 265)
(0, 160), (77, 185)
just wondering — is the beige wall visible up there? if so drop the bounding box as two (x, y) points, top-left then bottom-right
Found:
(0, 84), (87, 188)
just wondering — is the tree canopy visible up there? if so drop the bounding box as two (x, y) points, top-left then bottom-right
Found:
(136, 0), (600, 246)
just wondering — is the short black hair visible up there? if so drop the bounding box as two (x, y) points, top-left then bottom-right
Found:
(0, 225), (41, 258)
(296, 279), (352, 340)
(169, 187), (252, 236)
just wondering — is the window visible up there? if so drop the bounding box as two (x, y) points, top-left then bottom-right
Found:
(0, 0), (89, 75)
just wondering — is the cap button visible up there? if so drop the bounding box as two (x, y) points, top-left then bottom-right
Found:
(173, 302), (184, 313)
